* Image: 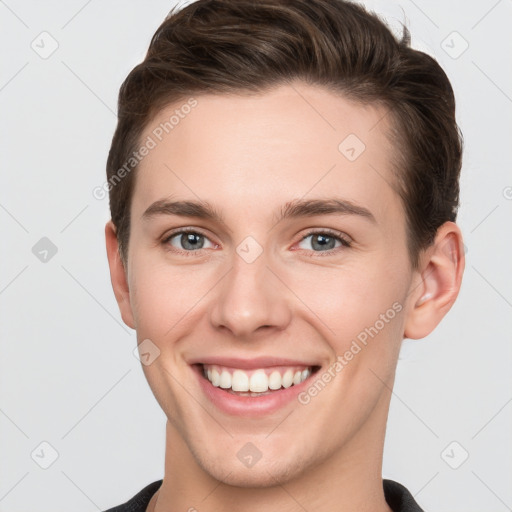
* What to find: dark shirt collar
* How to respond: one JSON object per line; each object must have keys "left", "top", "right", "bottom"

{"left": 103, "top": 478, "right": 424, "bottom": 512}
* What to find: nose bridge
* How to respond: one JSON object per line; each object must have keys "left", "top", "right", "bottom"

{"left": 209, "top": 247, "right": 291, "bottom": 338}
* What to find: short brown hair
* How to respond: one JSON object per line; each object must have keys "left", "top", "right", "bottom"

{"left": 106, "top": 0, "right": 463, "bottom": 269}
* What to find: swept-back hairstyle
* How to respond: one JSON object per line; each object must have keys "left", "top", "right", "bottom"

{"left": 106, "top": 0, "right": 463, "bottom": 269}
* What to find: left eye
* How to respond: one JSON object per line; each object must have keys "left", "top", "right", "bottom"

{"left": 297, "top": 232, "right": 350, "bottom": 252}
{"left": 165, "top": 231, "right": 216, "bottom": 251}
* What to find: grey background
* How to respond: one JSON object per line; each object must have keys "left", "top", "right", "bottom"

{"left": 0, "top": 0, "right": 511, "bottom": 511}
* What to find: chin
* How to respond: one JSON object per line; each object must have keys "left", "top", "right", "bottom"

{"left": 193, "top": 444, "right": 311, "bottom": 489}
{"left": 211, "top": 463, "right": 300, "bottom": 488}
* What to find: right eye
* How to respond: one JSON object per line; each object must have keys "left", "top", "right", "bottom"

{"left": 163, "top": 229, "right": 217, "bottom": 254}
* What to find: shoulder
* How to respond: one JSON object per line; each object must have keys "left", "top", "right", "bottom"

{"left": 102, "top": 480, "right": 163, "bottom": 512}
{"left": 383, "top": 479, "right": 424, "bottom": 512}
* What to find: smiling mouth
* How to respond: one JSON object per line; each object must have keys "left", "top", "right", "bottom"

{"left": 195, "top": 363, "right": 321, "bottom": 397}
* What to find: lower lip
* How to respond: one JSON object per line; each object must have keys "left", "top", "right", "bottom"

{"left": 192, "top": 364, "right": 318, "bottom": 417}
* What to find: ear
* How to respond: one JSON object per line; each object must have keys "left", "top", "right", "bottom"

{"left": 404, "top": 221, "right": 465, "bottom": 340}
{"left": 105, "top": 220, "right": 135, "bottom": 329}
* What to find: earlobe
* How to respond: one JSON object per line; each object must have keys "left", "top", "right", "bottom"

{"left": 404, "top": 221, "right": 465, "bottom": 340}
{"left": 105, "top": 220, "right": 135, "bottom": 329}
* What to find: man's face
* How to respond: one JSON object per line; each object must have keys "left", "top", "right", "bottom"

{"left": 120, "top": 83, "right": 417, "bottom": 486}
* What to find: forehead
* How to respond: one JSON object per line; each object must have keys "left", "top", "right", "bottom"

{"left": 132, "top": 82, "right": 401, "bottom": 224}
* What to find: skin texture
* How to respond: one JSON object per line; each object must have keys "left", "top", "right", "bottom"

{"left": 105, "top": 82, "right": 465, "bottom": 512}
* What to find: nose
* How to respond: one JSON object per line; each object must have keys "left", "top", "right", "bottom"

{"left": 209, "top": 253, "right": 292, "bottom": 340}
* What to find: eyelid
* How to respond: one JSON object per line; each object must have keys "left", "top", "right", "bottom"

{"left": 293, "top": 228, "right": 352, "bottom": 253}
{"left": 162, "top": 226, "right": 214, "bottom": 242}
{"left": 298, "top": 227, "right": 352, "bottom": 243}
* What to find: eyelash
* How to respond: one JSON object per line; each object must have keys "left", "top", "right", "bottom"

{"left": 161, "top": 227, "right": 352, "bottom": 257}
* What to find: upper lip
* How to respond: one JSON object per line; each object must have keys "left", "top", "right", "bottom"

{"left": 189, "top": 356, "right": 319, "bottom": 370}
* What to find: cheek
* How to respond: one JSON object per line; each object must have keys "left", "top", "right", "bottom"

{"left": 128, "top": 256, "right": 208, "bottom": 339}
{"left": 288, "top": 260, "right": 407, "bottom": 342}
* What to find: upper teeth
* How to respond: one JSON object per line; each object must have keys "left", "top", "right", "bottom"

{"left": 203, "top": 364, "right": 312, "bottom": 392}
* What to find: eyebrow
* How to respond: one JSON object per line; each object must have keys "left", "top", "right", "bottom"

{"left": 141, "top": 197, "right": 376, "bottom": 226}
{"left": 142, "top": 198, "right": 227, "bottom": 225}
{"left": 276, "top": 198, "right": 376, "bottom": 225}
